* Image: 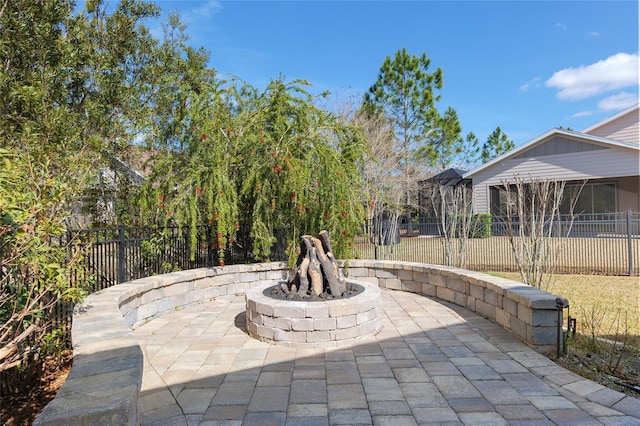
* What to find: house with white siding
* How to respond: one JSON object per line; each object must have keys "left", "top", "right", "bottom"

{"left": 464, "top": 104, "right": 640, "bottom": 216}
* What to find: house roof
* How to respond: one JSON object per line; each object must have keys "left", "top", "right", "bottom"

{"left": 426, "top": 167, "right": 470, "bottom": 186}
{"left": 582, "top": 103, "right": 639, "bottom": 134}
{"left": 463, "top": 127, "right": 640, "bottom": 179}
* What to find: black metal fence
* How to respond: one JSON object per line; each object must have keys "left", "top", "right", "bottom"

{"left": 2, "top": 213, "right": 637, "bottom": 395}
{"left": 357, "top": 211, "right": 640, "bottom": 276}
{"left": 0, "top": 225, "right": 257, "bottom": 396}
{"left": 63, "top": 225, "right": 259, "bottom": 293}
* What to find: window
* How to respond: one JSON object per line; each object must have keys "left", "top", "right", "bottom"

{"left": 490, "top": 186, "right": 509, "bottom": 216}
{"left": 561, "top": 183, "right": 616, "bottom": 214}
{"left": 490, "top": 181, "right": 617, "bottom": 216}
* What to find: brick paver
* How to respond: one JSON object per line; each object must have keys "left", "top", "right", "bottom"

{"left": 133, "top": 289, "right": 640, "bottom": 425}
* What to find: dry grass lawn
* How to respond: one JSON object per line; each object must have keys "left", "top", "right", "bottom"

{"left": 491, "top": 272, "right": 640, "bottom": 341}
{"left": 355, "top": 235, "right": 640, "bottom": 275}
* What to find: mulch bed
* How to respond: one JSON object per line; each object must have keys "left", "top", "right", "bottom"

{"left": 0, "top": 351, "right": 72, "bottom": 426}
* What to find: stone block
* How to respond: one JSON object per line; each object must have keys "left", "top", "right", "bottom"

{"left": 357, "top": 309, "right": 377, "bottom": 325}
{"left": 273, "top": 303, "right": 306, "bottom": 318}
{"left": 305, "top": 304, "right": 329, "bottom": 319}
{"left": 466, "top": 296, "right": 476, "bottom": 311}
{"left": 436, "top": 287, "right": 455, "bottom": 303}
{"left": 376, "top": 269, "right": 398, "bottom": 279}
{"left": 527, "top": 325, "right": 556, "bottom": 345}
{"left": 194, "top": 277, "right": 215, "bottom": 288}
{"left": 356, "top": 277, "right": 380, "bottom": 286}
{"left": 397, "top": 269, "right": 413, "bottom": 281}
{"left": 469, "top": 285, "right": 484, "bottom": 300}
{"left": 413, "top": 271, "right": 428, "bottom": 284}
{"left": 212, "top": 273, "right": 236, "bottom": 286}
{"left": 137, "top": 301, "right": 159, "bottom": 321}
{"left": 335, "top": 326, "right": 361, "bottom": 340}
{"left": 360, "top": 317, "right": 382, "bottom": 335}
{"left": 503, "top": 297, "right": 518, "bottom": 316}
{"left": 453, "top": 291, "right": 466, "bottom": 307}
{"left": 140, "top": 289, "right": 161, "bottom": 305}
{"left": 204, "top": 285, "right": 226, "bottom": 299}
{"left": 264, "top": 316, "right": 291, "bottom": 330}
{"left": 495, "top": 308, "right": 511, "bottom": 329}
{"left": 421, "top": 283, "right": 436, "bottom": 297}
{"left": 256, "top": 301, "right": 274, "bottom": 316}
{"left": 428, "top": 274, "right": 447, "bottom": 287}
{"left": 531, "top": 310, "right": 558, "bottom": 327}
{"left": 346, "top": 267, "right": 369, "bottom": 278}
{"left": 292, "top": 318, "right": 315, "bottom": 331}
{"left": 358, "top": 295, "right": 379, "bottom": 313}
{"left": 329, "top": 301, "right": 359, "bottom": 317}
{"left": 385, "top": 278, "right": 402, "bottom": 290}
{"left": 228, "top": 282, "right": 251, "bottom": 295}
{"left": 510, "top": 316, "right": 527, "bottom": 340}
{"left": 239, "top": 272, "right": 260, "bottom": 283}
{"left": 274, "top": 328, "right": 307, "bottom": 343}
{"left": 256, "top": 325, "right": 275, "bottom": 340}
{"left": 35, "top": 384, "right": 139, "bottom": 426}
{"left": 169, "top": 293, "right": 187, "bottom": 309}
{"left": 484, "top": 289, "right": 498, "bottom": 306}
{"left": 336, "top": 315, "right": 357, "bottom": 329}
{"left": 446, "top": 277, "right": 466, "bottom": 294}
{"left": 517, "top": 305, "right": 533, "bottom": 324}
{"left": 122, "top": 309, "right": 137, "bottom": 327}
{"left": 306, "top": 330, "right": 331, "bottom": 343}
{"left": 314, "top": 317, "right": 336, "bottom": 331}
{"left": 401, "top": 280, "right": 421, "bottom": 293}
{"left": 246, "top": 298, "right": 258, "bottom": 313}
{"left": 248, "top": 310, "right": 263, "bottom": 325}
{"left": 247, "top": 320, "right": 258, "bottom": 335}
{"left": 475, "top": 299, "right": 496, "bottom": 320}
{"left": 266, "top": 269, "right": 287, "bottom": 280}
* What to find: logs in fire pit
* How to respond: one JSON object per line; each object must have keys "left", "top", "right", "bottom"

{"left": 284, "top": 230, "right": 346, "bottom": 299}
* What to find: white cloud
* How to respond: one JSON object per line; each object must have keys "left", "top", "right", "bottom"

{"left": 546, "top": 52, "right": 639, "bottom": 100}
{"left": 519, "top": 77, "right": 542, "bottom": 92}
{"left": 570, "top": 92, "right": 638, "bottom": 118}
{"left": 181, "top": 1, "right": 223, "bottom": 24}
{"left": 597, "top": 92, "right": 639, "bottom": 111}
{"left": 587, "top": 31, "right": 602, "bottom": 38}
{"left": 571, "top": 110, "right": 594, "bottom": 118}
{"left": 555, "top": 22, "right": 567, "bottom": 31}
{"left": 194, "top": 1, "right": 223, "bottom": 18}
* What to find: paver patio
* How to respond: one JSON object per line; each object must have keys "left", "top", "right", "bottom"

{"left": 133, "top": 288, "right": 640, "bottom": 426}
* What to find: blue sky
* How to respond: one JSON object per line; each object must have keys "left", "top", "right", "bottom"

{"left": 148, "top": 1, "right": 638, "bottom": 148}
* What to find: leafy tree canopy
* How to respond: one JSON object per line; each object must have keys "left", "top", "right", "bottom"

{"left": 139, "top": 75, "right": 366, "bottom": 264}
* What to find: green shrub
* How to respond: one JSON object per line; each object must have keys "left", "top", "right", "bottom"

{"left": 470, "top": 213, "right": 492, "bottom": 238}
{"left": 452, "top": 213, "right": 492, "bottom": 238}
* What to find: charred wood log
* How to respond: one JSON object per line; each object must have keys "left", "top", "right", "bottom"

{"left": 288, "top": 231, "right": 346, "bottom": 297}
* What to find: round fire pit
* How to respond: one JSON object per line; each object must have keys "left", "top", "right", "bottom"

{"left": 245, "top": 279, "right": 382, "bottom": 347}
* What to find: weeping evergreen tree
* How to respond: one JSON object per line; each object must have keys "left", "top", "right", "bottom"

{"left": 141, "top": 76, "right": 366, "bottom": 265}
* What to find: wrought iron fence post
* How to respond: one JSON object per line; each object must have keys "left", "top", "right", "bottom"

{"left": 117, "top": 225, "right": 126, "bottom": 284}
{"left": 627, "top": 210, "right": 633, "bottom": 276}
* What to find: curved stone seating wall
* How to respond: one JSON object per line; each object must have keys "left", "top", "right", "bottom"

{"left": 36, "top": 260, "right": 566, "bottom": 425}
{"left": 344, "top": 260, "right": 566, "bottom": 351}
{"left": 35, "top": 263, "right": 289, "bottom": 426}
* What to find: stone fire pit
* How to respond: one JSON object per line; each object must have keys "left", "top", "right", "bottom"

{"left": 245, "top": 279, "right": 382, "bottom": 347}
{"left": 245, "top": 232, "right": 383, "bottom": 347}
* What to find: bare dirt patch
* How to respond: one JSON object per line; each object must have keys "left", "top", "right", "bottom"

{"left": 0, "top": 351, "right": 72, "bottom": 426}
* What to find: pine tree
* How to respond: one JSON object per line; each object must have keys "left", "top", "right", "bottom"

{"left": 481, "top": 126, "right": 515, "bottom": 163}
